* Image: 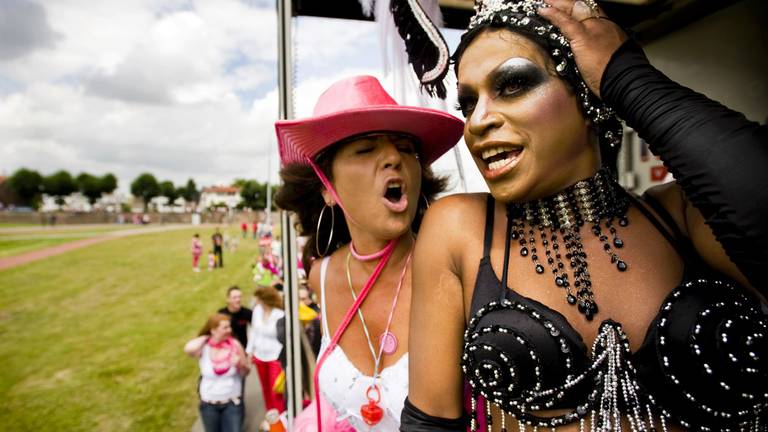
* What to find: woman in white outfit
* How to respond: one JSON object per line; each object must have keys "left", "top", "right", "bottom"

{"left": 184, "top": 313, "right": 249, "bottom": 432}
{"left": 274, "top": 75, "right": 463, "bottom": 430}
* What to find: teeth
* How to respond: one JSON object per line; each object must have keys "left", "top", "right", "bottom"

{"left": 481, "top": 146, "right": 518, "bottom": 161}
{"left": 488, "top": 158, "right": 512, "bottom": 171}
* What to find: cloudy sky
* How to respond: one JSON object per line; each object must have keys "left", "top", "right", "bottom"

{"left": 0, "top": 0, "right": 485, "bottom": 193}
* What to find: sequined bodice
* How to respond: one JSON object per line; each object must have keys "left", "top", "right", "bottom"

{"left": 462, "top": 195, "right": 768, "bottom": 431}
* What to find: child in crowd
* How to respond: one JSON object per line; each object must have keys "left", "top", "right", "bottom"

{"left": 207, "top": 250, "right": 216, "bottom": 271}
{"left": 191, "top": 233, "right": 202, "bottom": 272}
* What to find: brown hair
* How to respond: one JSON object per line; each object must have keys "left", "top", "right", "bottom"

{"left": 253, "top": 286, "right": 284, "bottom": 309}
{"left": 198, "top": 313, "right": 231, "bottom": 337}
{"left": 274, "top": 139, "right": 448, "bottom": 270}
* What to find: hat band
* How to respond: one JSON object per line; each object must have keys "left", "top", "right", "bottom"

{"left": 307, "top": 156, "right": 356, "bottom": 227}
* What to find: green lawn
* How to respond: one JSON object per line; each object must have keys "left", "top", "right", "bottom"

{"left": 0, "top": 226, "right": 261, "bottom": 431}
{"left": 0, "top": 222, "right": 38, "bottom": 228}
{"left": 0, "top": 237, "right": 91, "bottom": 258}
{"left": 0, "top": 225, "right": 155, "bottom": 259}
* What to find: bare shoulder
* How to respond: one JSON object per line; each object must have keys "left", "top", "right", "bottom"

{"left": 307, "top": 258, "right": 322, "bottom": 294}
{"left": 646, "top": 182, "right": 752, "bottom": 288}
{"left": 418, "top": 192, "right": 489, "bottom": 274}
{"left": 425, "top": 193, "right": 489, "bottom": 232}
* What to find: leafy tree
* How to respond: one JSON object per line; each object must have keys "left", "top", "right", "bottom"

{"left": 236, "top": 179, "right": 277, "bottom": 210}
{"left": 130, "top": 173, "right": 160, "bottom": 211}
{"left": 180, "top": 178, "right": 199, "bottom": 204}
{"left": 100, "top": 173, "right": 118, "bottom": 194}
{"left": 238, "top": 180, "right": 263, "bottom": 209}
{"left": 76, "top": 173, "right": 102, "bottom": 204}
{"left": 43, "top": 170, "right": 78, "bottom": 205}
{"left": 8, "top": 168, "right": 43, "bottom": 207}
{"left": 159, "top": 180, "right": 179, "bottom": 204}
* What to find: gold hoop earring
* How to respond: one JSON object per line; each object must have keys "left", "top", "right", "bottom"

{"left": 315, "top": 204, "right": 335, "bottom": 257}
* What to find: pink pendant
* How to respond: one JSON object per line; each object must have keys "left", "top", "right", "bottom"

{"left": 379, "top": 331, "right": 398, "bottom": 355}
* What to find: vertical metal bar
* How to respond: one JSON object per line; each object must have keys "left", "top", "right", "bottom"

{"left": 276, "top": 0, "right": 302, "bottom": 425}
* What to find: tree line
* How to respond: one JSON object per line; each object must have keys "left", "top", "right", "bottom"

{"left": 5, "top": 168, "right": 118, "bottom": 208}
{"left": 129, "top": 173, "right": 199, "bottom": 210}
{"left": 4, "top": 168, "right": 276, "bottom": 211}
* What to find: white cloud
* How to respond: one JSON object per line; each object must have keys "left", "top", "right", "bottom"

{"left": 0, "top": 0, "right": 483, "bottom": 197}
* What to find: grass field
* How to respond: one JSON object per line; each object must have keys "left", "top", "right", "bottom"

{"left": 0, "top": 225, "right": 154, "bottom": 259}
{"left": 0, "top": 226, "right": 261, "bottom": 431}
{"left": 0, "top": 222, "right": 38, "bottom": 228}
{"left": 0, "top": 236, "right": 92, "bottom": 258}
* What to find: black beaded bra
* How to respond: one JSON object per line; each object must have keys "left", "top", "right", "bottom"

{"left": 462, "top": 194, "right": 768, "bottom": 431}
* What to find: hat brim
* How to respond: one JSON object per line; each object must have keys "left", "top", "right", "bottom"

{"left": 276, "top": 105, "right": 464, "bottom": 166}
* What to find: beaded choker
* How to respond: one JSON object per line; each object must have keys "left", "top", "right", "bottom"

{"left": 505, "top": 169, "right": 630, "bottom": 320}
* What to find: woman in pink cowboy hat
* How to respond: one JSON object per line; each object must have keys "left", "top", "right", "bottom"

{"left": 274, "top": 75, "right": 463, "bottom": 431}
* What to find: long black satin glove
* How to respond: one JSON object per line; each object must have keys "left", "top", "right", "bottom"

{"left": 400, "top": 397, "right": 466, "bottom": 431}
{"left": 601, "top": 39, "right": 768, "bottom": 290}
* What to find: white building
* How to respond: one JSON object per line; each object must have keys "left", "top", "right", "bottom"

{"left": 199, "top": 186, "right": 242, "bottom": 210}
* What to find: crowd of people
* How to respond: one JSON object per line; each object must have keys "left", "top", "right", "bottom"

{"left": 185, "top": 222, "right": 323, "bottom": 432}
{"left": 190, "top": 224, "right": 271, "bottom": 272}
{"left": 186, "top": 0, "right": 767, "bottom": 431}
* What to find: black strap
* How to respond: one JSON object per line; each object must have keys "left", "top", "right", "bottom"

{"left": 400, "top": 397, "right": 466, "bottom": 432}
{"left": 482, "top": 194, "right": 495, "bottom": 258}
{"left": 499, "top": 206, "right": 514, "bottom": 301}
{"left": 625, "top": 191, "right": 692, "bottom": 261}
{"left": 642, "top": 192, "right": 688, "bottom": 238}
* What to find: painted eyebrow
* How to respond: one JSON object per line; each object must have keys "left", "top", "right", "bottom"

{"left": 457, "top": 57, "right": 540, "bottom": 95}
{"left": 487, "top": 57, "right": 543, "bottom": 85}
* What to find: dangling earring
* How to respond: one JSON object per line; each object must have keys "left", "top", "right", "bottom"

{"left": 316, "top": 204, "right": 335, "bottom": 257}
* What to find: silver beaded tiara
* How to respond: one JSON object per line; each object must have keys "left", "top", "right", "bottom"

{"left": 464, "top": 0, "right": 622, "bottom": 150}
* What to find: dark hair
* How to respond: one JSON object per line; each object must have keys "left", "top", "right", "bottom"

{"left": 227, "top": 285, "right": 241, "bottom": 296}
{"left": 275, "top": 140, "right": 447, "bottom": 269}
{"left": 452, "top": 21, "right": 622, "bottom": 173}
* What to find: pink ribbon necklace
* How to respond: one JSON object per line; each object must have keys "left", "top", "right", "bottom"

{"left": 207, "top": 336, "right": 233, "bottom": 375}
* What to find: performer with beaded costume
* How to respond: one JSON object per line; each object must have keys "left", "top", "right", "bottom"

{"left": 401, "top": 0, "right": 768, "bottom": 431}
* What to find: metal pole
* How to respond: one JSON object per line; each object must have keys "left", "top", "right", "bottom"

{"left": 276, "top": 0, "right": 303, "bottom": 425}
{"left": 266, "top": 138, "right": 272, "bottom": 226}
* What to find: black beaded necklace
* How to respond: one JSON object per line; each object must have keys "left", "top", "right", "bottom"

{"left": 505, "top": 168, "right": 630, "bottom": 321}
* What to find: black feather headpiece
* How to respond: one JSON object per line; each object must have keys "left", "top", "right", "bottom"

{"left": 389, "top": 0, "right": 451, "bottom": 99}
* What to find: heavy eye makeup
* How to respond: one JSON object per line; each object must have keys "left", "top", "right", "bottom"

{"left": 456, "top": 57, "right": 547, "bottom": 116}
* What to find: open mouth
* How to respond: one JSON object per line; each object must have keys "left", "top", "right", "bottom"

{"left": 384, "top": 182, "right": 403, "bottom": 203}
{"left": 381, "top": 179, "right": 408, "bottom": 212}
{"left": 481, "top": 145, "right": 523, "bottom": 171}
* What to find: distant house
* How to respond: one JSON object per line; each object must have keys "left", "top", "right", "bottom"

{"left": 199, "top": 186, "right": 242, "bottom": 210}
{"left": 40, "top": 192, "right": 91, "bottom": 212}
{"left": 149, "top": 196, "right": 189, "bottom": 213}
{"left": 39, "top": 191, "right": 130, "bottom": 213}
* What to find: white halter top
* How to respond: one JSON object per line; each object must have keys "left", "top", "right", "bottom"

{"left": 317, "top": 256, "right": 409, "bottom": 431}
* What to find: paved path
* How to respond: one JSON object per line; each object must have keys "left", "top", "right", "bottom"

{"left": 0, "top": 224, "right": 193, "bottom": 271}
{"left": 191, "top": 372, "right": 266, "bottom": 432}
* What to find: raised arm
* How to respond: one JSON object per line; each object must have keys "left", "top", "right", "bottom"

{"left": 601, "top": 40, "right": 768, "bottom": 288}
{"left": 184, "top": 335, "right": 208, "bottom": 358}
{"left": 540, "top": 0, "right": 768, "bottom": 290}
{"left": 402, "top": 197, "right": 469, "bottom": 431}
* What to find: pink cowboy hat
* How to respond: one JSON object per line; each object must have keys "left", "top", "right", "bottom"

{"left": 275, "top": 75, "right": 463, "bottom": 166}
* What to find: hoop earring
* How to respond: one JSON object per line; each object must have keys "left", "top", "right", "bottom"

{"left": 315, "top": 204, "right": 335, "bottom": 257}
